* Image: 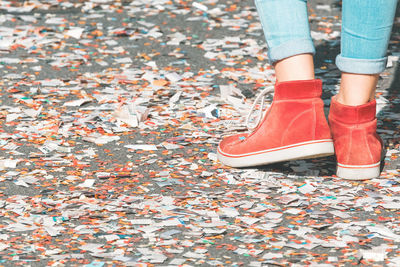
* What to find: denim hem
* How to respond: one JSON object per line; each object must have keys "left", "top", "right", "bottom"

{"left": 268, "top": 39, "right": 315, "bottom": 64}
{"left": 335, "top": 54, "right": 388, "bottom": 74}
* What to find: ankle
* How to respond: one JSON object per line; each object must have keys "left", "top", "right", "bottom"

{"left": 337, "top": 73, "right": 378, "bottom": 106}
{"left": 335, "top": 93, "right": 375, "bottom": 106}
{"left": 274, "top": 54, "right": 315, "bottom": 82}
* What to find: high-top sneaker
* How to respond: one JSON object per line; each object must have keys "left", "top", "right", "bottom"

{"left": 329, "top": 97, "right": 382, "bottom": 180}
{"left": 217, "top": 79, "right": 334, "bottom": 167}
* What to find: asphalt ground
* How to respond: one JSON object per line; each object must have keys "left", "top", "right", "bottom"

{"left": 0, "top": 0, "right": 399, "bottom": 266}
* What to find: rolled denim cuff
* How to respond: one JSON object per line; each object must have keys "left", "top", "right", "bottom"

{"left": 268, "top": 38, "right": 315, "bottom": 64}
{"left": 335, "top": 54, "right": 388, "bottom": 74}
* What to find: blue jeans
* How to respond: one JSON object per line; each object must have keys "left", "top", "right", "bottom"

{"left": 255, "top": 0, "right": 399, "bottom": 74}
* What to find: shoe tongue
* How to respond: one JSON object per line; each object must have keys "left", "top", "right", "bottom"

{"left": 274, "top": 79, "right": 322, "bottom": 100}
{"left": 330, "top": 97, "right": 376, "bottom": 123}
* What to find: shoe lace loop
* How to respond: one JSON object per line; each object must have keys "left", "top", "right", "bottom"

{"left": 245, "top": 85, "right": 274, "bottom": 132}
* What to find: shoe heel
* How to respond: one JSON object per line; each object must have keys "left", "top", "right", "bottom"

{"left": 297, "top": 140, "right": 334, "bottom": 159}
{"left": 336, "top": 163, "right": 381, "bottom": 180}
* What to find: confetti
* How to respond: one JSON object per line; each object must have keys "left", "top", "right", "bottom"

{"left": 0, "top": 0, "right": 398, "bottom": 266}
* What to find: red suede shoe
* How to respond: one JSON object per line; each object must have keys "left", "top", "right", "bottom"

{"left": 217, "top": 79, "right": 334, "bottom": 167}
{"left": 329, "top": 97, "right": 382, "bottom": 180}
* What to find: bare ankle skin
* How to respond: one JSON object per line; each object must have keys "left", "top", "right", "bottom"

{"left": 336, "top": 72, "right": 379, "bottom": 106}
{"left": 274, "top": 53, "right": 315, "bottom": 82}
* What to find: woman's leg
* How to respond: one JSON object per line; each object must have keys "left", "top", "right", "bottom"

{"left": 330, "top": 0, "right": 399, "bottom": 179}
{"left": 336, "top": 0, "right": 398, "bottom": 106}
{"left": 217, "top": 0, "right": 335, "bottom": 168}
{"left": 255, "top": 0, "right": 315, "bottom": 81}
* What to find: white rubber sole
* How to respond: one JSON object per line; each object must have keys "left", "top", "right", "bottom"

{"left": 336, "top": 162, "right": 381, "bottom": 180}
{"left": 217, "top": 139, "right": 334, "bottom": 168}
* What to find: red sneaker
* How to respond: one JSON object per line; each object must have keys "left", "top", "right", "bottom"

{"left": 217, "top": 79, "right": 334, "bottom": 167}
{"left": 329, "top": 97, "right": 382, "bottom": 180}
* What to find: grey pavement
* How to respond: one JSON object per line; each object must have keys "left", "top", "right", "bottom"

{"left": 0, "top": 0, "right": 399, "bottom": 266}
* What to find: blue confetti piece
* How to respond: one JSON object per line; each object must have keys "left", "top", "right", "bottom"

{"left": 84, "top": 262, "right": 105, "bottom": 267}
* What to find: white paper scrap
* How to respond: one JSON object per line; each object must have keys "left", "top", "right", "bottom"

{"left": 193, "top": 2, "right": 208, "bottom": 11}
{"left": 298, "top": 183, "right": 316, "bottom": 194}
{"left": 125, "top": 144, "right": 158, "bottom": 151}
{"left": 78, "top": 179, "right": 95, "bottom": 188}
{"left": 65, "top": 27, "right": 84, "bottom": 39}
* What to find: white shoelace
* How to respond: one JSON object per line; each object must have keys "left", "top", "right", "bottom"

{"left": 245, "top": 85, "right": 274, "bottom": 132}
